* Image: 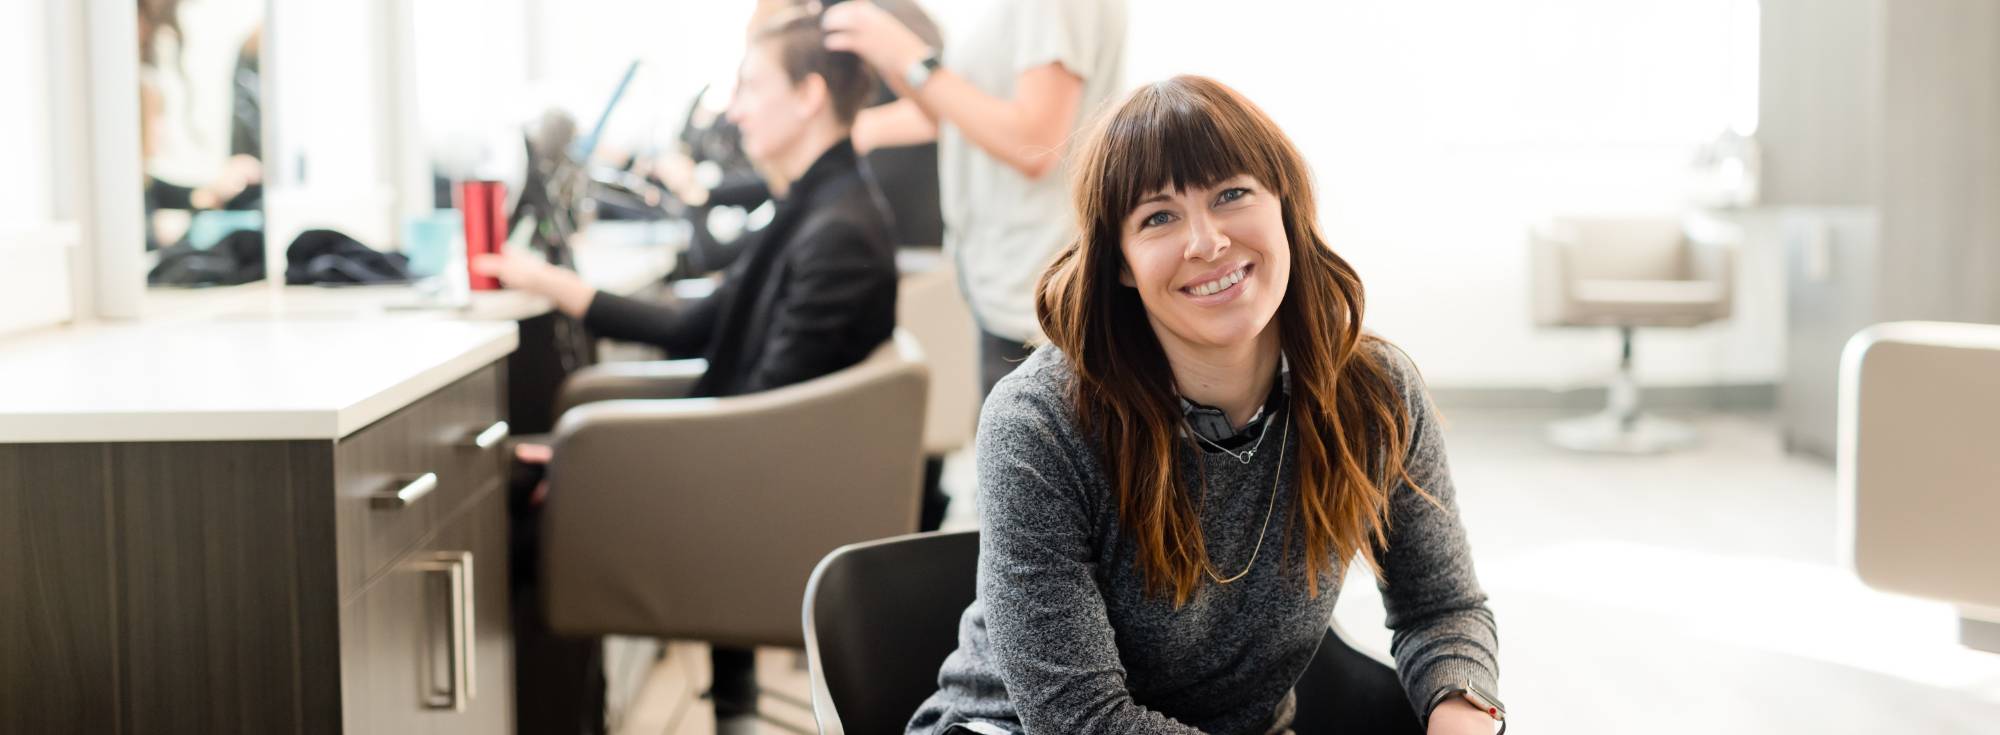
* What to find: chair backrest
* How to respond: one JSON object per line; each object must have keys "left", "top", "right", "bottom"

{"left": 802, "top": 530, "right": 1424, "bottom": 735}
{"left": 897, "top": 262, "right": 980, "bottom": 455}
{"left": 804, "top": 530, "right": 979, "bottom": 735}
{"left": 543, "top": 333, "right": 929, "bottom": 645}
{"left": 1539, "top": 216, "right": 1690, "bottom": 281}
{"left": 1841, "top": 321, "right": 2000, "bottom": 613}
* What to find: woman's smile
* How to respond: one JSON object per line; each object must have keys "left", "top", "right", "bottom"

{"left": 1181, "top": 262, "right": 1254, "bottom": 304}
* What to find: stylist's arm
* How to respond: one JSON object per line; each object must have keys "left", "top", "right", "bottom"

{"left": 471, "top": 253, "right": 597, "bottom": 318}
{"left": 822, "top": 0, "right": 1083, "bottom": 180}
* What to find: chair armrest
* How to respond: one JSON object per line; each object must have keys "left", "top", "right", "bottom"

{"left": 1528, "top": 225, "right": 1575, "bottom": 326}
{"left": 1684, "top": 221, "right": 1740, "bottom": 317}
{"left": 553, "top": 358, "right": 709, "bottom": 418}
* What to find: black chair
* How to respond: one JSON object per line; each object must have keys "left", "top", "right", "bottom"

{"left": 801, "top": 530, "right": 1423, "bottom": 735}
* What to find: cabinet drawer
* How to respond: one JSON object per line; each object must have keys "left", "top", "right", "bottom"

{"left": 339, "top": 487, "right": 512, "bottom": 735}
{"left": 335, "top": 363, "right": 507, "bottom": 599}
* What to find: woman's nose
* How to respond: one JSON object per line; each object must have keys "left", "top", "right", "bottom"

{"left": 1184, "top": 211, "right": 1230, "bottom": 261}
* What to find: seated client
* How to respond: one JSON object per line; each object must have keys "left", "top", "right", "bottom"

{"left": 477, "top": 12, "right": 898, "bottom": 733}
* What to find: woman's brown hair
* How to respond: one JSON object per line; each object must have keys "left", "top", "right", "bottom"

{"left": 752, "top": 11, "right": 877, "bottom": 126}
{"left": 1036, "top": 75, "right": 1431, "bottom": 605}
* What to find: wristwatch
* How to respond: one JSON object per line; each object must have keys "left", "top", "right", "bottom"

{"left": 1425, "top": 683, "right": 1506, "bottom": 733}
{"left": 904, "top": 48, "right": 942, "bottom": 91}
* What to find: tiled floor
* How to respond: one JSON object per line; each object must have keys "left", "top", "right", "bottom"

{"left": 614, "top": 409, "right": 2000, "bottom": 734}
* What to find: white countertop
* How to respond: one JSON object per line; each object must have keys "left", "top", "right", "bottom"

{"left": 0, "top": 319, "right": 519, "bottom": 443}
{"left": 0, "top": 224, "right": 679, "bottom": 443}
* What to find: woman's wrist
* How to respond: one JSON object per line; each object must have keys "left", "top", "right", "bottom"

{"left": 545, "top": 271, "right": 597, "bottom": 319}
{"left": 1427, "top": 697, "right": 1499, "bottom": 734}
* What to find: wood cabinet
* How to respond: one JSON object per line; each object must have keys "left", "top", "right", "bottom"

{"left": 1, "top": 362, "right": 515, "bottom": 734}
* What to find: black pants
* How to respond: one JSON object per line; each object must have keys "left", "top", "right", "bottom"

{"left": 509, "top": 460, "right": 607, "bottom": 735}
{"left": 978, "top": 329, "right": 1035, "bottom": 401}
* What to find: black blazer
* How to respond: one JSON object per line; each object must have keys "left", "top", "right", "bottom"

{"left": 583, "top": 140, "right": 898, "bottom": 398}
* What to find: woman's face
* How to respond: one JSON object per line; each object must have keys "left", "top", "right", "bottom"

{"left": 726, "top": 41, "right": 812, "bottom": 165}
{"left": 1118, "top": 173, "right": 1292, "bottom": 354}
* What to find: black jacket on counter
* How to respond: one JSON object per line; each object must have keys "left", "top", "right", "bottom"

{"left": 582, "top": 139, "right": 898, "bottom": 398}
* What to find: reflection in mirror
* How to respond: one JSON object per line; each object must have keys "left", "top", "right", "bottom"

{"left": 139, "top": 0, "right": 266, "bottom": 288}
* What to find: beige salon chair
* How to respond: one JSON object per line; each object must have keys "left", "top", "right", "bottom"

{"left": 1840, "top": 322, "right": 2000, "bottom": 653}
{"left": 896, "top": 259, "right": 981, "bottom": 528}
{"left": 536, "top": 332, "right": 929, "bottom": 722}
{"left": 1531, "top": 216, "right": 1737, "bottom": 453}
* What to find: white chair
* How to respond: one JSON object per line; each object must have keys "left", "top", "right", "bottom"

{"left": 1839, "top": 321, "right": 2000, "bottom": 653}
{"left": 1531, "top": 216, "right": 1738, "bottom": 453}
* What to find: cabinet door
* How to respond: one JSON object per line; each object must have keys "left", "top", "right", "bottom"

{"left": 339, "top": 554, "right": 429, "bottom": 735}
{"left": 419, "top": 487, "right": 514, "bottom": 735}
{"left": 341, "top": 487, "right": 512, "bottom": 735}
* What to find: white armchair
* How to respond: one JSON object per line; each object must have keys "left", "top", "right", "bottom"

{"left": 1530, "top": 215, "right": 1738, "bottom": 453}
{"left": 1839, "top": 322, "right": 2000, "bottom": 653}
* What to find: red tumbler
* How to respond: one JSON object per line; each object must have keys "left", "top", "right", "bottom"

{"left": 459, "top": 180, "right": 507, "bottom": 291}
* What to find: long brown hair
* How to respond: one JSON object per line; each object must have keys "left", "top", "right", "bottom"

{"left": 1036, "top": 75, "right": 1430, "bottom": 606}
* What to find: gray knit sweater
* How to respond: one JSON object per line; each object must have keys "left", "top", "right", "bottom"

{"left": 906, "top": 345, "right": 1499, "bottom": 735}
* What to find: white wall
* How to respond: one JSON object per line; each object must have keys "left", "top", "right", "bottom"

{"left": 408, "top": 0, "right": 751, "bottom": 179}
{"left": 1110, "top": 0, "right": 1775, "bottom": 389}
{"left": 0, "top": 0, "right": 76, "bottom": 336}
{"left": 1, "top": 1, "right": 52, "bottom": 226}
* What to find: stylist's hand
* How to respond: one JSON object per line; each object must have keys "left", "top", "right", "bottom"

{"left": 821, "top": 1, "right": 929, "bottom": 80}
{"left": 472, "top": 252, "right": 598, "bottom": 318}
{"left": 1428, "top": 698, "right": 1499, "bottom": 735}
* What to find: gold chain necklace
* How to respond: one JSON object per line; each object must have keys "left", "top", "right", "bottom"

{"left": 1201, "top": 410, "right": 1290, "bottom": 585}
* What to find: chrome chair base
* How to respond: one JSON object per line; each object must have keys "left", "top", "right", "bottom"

{"left": 1547, "top": 411, "right": 1696, "bottom": 454}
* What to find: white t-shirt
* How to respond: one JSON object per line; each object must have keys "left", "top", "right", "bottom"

{"left": 939, "top": 0, "right": 1127, "bottom": 342}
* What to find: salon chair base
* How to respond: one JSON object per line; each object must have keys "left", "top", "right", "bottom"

{"left": 1548, "top": 411, "right": 1696, "bottom": 454}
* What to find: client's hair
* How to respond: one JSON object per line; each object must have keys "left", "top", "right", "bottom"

{"left": 753, "top": 12, "right": 877, "bottom": 126}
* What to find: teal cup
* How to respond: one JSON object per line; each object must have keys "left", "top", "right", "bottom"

{"left": 402, "top": 210, "right": 463, "bottom": 278}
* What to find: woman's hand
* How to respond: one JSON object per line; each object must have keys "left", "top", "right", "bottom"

{"left": 471, "top": 252, "right": 597, "bottom": 318}
{"left": 821, "top": 0, "right": 930, "bottom": 82}
{"left": 1428, "top": 698, "right": 1500, "bottom": 735}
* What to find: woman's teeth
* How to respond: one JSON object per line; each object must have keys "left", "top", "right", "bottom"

{"left": 1189, "top": 267, "right": 1246, "bottom": 296}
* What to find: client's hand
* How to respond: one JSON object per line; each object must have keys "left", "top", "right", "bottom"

{"left": 514, "top": 443, "right": 553, "bottom": 465}
{"left": 1428, "top": 698, "right": 1499, "bottom": 735}
{"left": 515, "top": 443, "right": 554, "bottom": 506}
{"left": 472, "top": 252, "right": 598, "bottom": 318}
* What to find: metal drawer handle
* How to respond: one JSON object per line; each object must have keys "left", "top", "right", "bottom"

{"left": 470, "top": 421, "right": 510, "bottom": 450}
{"left": 414, "top": 551, "right": 476, "bottom": 711}
{"left": 370, "top": 473, "right": 438, "bottom": 510}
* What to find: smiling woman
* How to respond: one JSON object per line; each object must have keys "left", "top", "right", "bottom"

{"left": 905, "top": 76, "right": 1503, "bottom": 735}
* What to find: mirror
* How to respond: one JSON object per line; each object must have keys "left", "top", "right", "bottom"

{"left": 137, "top": 0, "right": 266, "bottom": 288}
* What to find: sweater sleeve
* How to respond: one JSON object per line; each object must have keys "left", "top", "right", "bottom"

{"left": 974, "top": 383, "right": 1207, "bottom": 735}
{"left": 581, "top": 285, "right": 722, "bottom": 357}
{"left": 1371, "top": 345, "right": 1502, "bottom": 725}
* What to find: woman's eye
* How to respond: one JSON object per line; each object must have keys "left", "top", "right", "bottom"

{"left": 1141, "top": 210, "right": 1176, "bottom": 228}
{"left": 1216, "top": 187, "right": 1251, "bottom": 205}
